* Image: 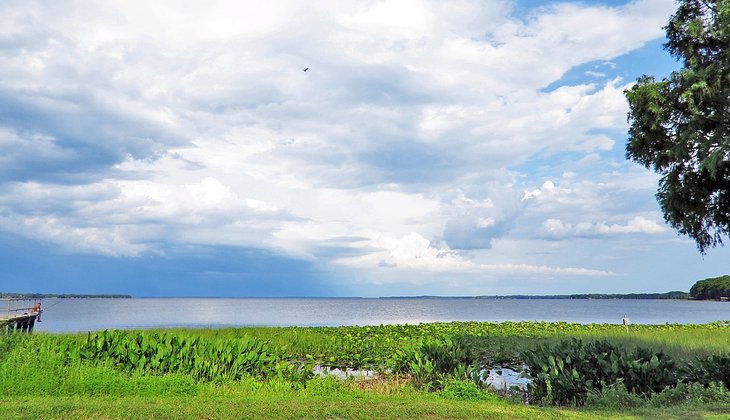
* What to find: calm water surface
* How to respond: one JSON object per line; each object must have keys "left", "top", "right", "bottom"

{"left": 33, "top": 298, "right": 730, "bottom": 333}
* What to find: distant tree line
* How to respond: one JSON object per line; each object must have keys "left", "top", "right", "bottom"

{"left": 566, "top": 292, "right": 690, "bottom": 300}
{"left": 382, "top": 292, "right": 690, "bottom": 300}
{"left": 477, "top": 292, "right": 689, "bottom": 300}
{"left": 0, "top": 293, "right": 131, "bottom": 299}
{"left": 689, "top": 275, "right": 730, "bottom": 300}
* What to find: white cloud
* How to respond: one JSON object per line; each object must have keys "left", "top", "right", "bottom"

{"left": 540, "top": 216, "right": 665, "bottom": 239}
{"left": 523, "top": 180, "right": 554, "bottom": 200}
{"left": 0, "top": 213, "right": 147, "bottom": 257}
{"left": 0, "top": 0, "right": 682, "bottom": 290}
{"left": 336, "top": 232, "right": 612, "bottom": 276}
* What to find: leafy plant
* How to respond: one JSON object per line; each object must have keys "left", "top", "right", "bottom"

{"left": 523, "top": 339, "right": 677, "bottom": 406}
{"left": 682, "top": 353, "right": 730, "bottom": 389}
{"left": 440, "top": 378, "right": 491, "bottom": 401}
{"left": 418, "top": 337, "right": 472, "bottom": 374}
{"left": 70, "top": 330, "right": 311, "bottom": 385}
{"left": 408, "top": 351, "right": 438, "bottom": 390}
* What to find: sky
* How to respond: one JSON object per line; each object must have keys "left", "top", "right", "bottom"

{"left": 0, "top": 0, "right": 728, "bottom": 297}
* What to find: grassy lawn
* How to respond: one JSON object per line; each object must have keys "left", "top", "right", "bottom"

{"left": 0, "top": 394, "right": 572, "bottom": 419}
{"left": 2, "top": 391, "right": 729, "bottom": 419}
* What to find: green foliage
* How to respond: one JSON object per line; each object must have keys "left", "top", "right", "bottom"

{"left": 173, "top": 320, "right": 730, "bottom": 368}
{"left": 440, "top": 378, "right": 494, "bottom": 401}
{"left": 689, "top": 274, "right": 730, "bottom": 299}
{"left": 585, "top": 380, "right": 730, "bottom": 409}
{"left": 67, "top": 330, "right": 312, "bottom": 385}
{"left": 0, "top": 332, "right": 22, "bottom": 363}
{"left": 523, "top": 339, "right": 677, "bottom": 406}
{"left": 0, "top": 333, "right": 203, "bottom": 397}
{"left": 0, "top": 334, "right": 70, "bottom": 396}
{"left": 418, "top": 337, "right": 473, "bottom": 375}
{"left": 385, "top": 346, "right": 418, "bottom": 373}
{"left": 649, "top": 381, "right": 730, "bottom": 407}
{"left": 2, "top": 322, "right": 730, "bottom": 417}
{"left": 682, "top": 352, "right": 730, "bottom": 389}
{"left": 584, "top": 379, "right": 645, "bottom": 409}
{"left": 389, "top": 337, "right": 480, "bottom": 391}
{"left": 408, "top": 349, "right": 439, "bottom": 390}
{"left": 625, "top": 0, "right": 730, "bottom": 252}
{"left": 304, "top": 376, "right": 345, "bottom": 397}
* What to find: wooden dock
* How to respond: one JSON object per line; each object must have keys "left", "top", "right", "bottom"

{"left": 0, "top": 298, "right": 42, "bottom": 332}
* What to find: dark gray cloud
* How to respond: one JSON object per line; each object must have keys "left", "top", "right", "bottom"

{"left": 0, "top": 85, "right": 187, "bottom": 183}
{"left": 0, "top": 233, "right": 338, "bottom": 297}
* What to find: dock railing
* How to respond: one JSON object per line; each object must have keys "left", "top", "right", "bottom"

{"left": 0, "top": 298, "right": 42, "bottom": 321}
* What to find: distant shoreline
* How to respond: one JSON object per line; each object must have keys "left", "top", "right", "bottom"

{"left": 0, "top": 293, "right": 132, "bottom": 299}
{"left": 380, "top": 291, "right": 691, "bottom": 300}
{"left": 0, "top": 291, "right": 692, "bottom": 300}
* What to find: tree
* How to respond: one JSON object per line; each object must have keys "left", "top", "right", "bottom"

{"left": 625, "top": 0, "right": 730, "bottom": 253}
{"left": 689, "top": 274, "right": 730, "bottom": 299}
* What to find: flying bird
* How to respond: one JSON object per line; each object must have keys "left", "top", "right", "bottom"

{"left": 303, "top": 67, "right": 309, "bottom": 72}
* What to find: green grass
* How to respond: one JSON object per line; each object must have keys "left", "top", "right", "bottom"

{"left": 1, "top": 377, "right": 727, "bottom": 420}
{"left": 1, "top": 381, "right": 728, "bottom": 419}
{"left": 1, "top": 321, "right": 729, "bottom": 419}
{"left": 0, "top": 394, "right": 596, "bottom": 419}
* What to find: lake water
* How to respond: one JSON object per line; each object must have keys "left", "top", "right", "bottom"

{"left": 32, "top": 298, "right": 730, "bottom": 333}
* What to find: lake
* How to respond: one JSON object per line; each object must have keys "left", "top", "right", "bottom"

{"left": 32, "top": 298, "right": 730, "bottom": 333}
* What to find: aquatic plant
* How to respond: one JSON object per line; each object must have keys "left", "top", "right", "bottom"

{"left": 681, "top": 353, "right": 730, "bottom": 389}
{"left": 522, "top": 339, "right": 677, "bottom": 406}
{"left": 63, "top": 330, "right": 311, "bottom": 385}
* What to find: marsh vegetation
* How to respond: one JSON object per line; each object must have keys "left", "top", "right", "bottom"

{"left": 2, "top": 321, "right": 730, "bottom": 418}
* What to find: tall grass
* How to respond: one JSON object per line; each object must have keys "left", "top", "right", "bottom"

{"left": 0, "top": 333, "right": 201, "bottom": 397}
